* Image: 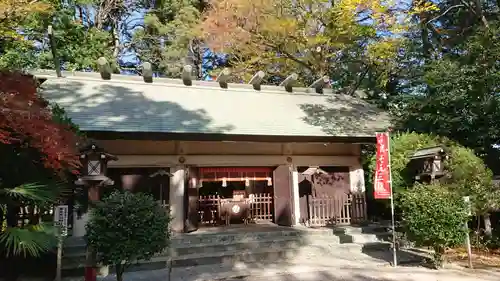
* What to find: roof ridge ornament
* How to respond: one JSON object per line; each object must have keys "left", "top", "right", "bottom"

{"left": 182, "top": 65, "right": 193, "bottom": 86}
{"left": 216, "top": 68, "right": 231, "bottom": 89}
{"left": 248, "top": 71, "right": 266, "bottom": 91}
{"left": 280, "top": 73, "right": 298, "bottom": 92}
{"left": 309, "top": 76, "right": 329, "bottom": 94}
{"left": 97, "top": 57, "right": 112, "bottom": 80}
{"left": 142, "top": 62, "right": 153, "bottom": 83}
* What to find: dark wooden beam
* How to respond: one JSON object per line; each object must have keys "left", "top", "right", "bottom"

{"left": 84, "top": 130, "right": 376, "bottom": 144}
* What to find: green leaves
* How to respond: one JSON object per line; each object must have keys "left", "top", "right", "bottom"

{"left": 85, "top": 191, "right": 171, "bottom": 271}
{"left": 0, "top": 182, "right": 61, "bottom": 205}
{"left": 0, "top": 223, "right": 58, "bottom": 257}
{"left": 400, "top": 183, "right": 468, "bottom": 267}
{"left": 395, "top": 23, "right": 500, "bottom": 174}
{"left": 0, "top": 181, "right": 67, "bottom": 257}
{"left": 366, "top": 132, "right": 497, "bottom": 215}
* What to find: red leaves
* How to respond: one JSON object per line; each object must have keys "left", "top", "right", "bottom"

{"left": 0, "top": 71, "right": 80, "bottom": 171}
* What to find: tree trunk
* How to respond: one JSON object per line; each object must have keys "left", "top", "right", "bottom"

{"left": 484, "top": 212, "right": 492, "bottom": 237}
{"left": 111, "top": 25, "right": 120, "bottom": 60}
{"left": 472, "top": 0, "right": 489, "bottom": 28}
{"left": 77, "top": 6, "right": 84, "bottom": 22}
{"left": 432, "top": 245, "right": 445, "bottom": 269}
{"left": 420, "top": 15, "right": 431, "bottom": 59}
{"left": 115, "top": 264, "right": 124, "bottom": 281}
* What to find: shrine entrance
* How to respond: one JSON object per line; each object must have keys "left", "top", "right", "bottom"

{"left": 194, "top": 167, "right": 275, "bottom": 228}
{"left": 106, "top": 167, "right": 170, "bottom": 208}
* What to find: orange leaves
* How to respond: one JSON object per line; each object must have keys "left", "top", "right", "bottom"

{"left": 202, "top": 0, "right": 291, "bottom": 52}
{"left": 201, "top": 0, "right": 407, "bottom": 84}
{"left": 0, "top": 72, "right": 79, "bottom": 171}
{"left": 0, "top": 0, "right": 53, "bottom": 40}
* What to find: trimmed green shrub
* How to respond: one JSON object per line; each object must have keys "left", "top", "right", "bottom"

{"left": 366, "top": 132, "right": 495, "bottom": 214}
{"left": 400, "top": 183, "right": 468, "bottom": 268}
{"left": 86, "top": 191, "right": 171, "bottom": 281}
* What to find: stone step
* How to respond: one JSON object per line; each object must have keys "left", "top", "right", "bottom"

{"left": 337, "top": 232, "right": 392, "bottom": 244}
{"left": 171, "top": 229, "right": 304, "bottom": 246}
{"left": 62, "top": 244, "right": 297, "bottom": 275}
{"left": 64, "top": 236, "right": 86, "bottom": 247}
{"left": 61, "top": 227, "right": 387, "bottom": 276}
{"left": 172, "top": 236, "right": 310, "bottom": 257}
{"left": 170, "top": 246, "right": 295, "bottom": 268}
{"left": 333, "top": 225, "right": 391, "bottom": 235}
{"left": 61, "top": 242, "right": 396, "bottom": 277}
{"left": 62, "top": 227, "right": 340, "bottom": 250}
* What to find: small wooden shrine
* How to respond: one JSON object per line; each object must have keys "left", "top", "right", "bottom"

{"left": 409, "top": 146, "right": 448, "bottom": 183}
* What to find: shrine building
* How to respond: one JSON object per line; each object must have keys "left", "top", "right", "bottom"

{"left": 34, "top": 64, "right": 390, "bottom": 235}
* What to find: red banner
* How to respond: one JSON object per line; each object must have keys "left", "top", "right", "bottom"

{"left": 374, "top": 132, "right": 392, "bottom": 199}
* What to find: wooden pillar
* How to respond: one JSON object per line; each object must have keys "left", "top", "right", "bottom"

{"left": 291, "top": 166, "right": 300, "bottom": 226}
{"left": 169, "top": 165, "right": 185, "bottom": 232}
{"left": 349, "top": 164, "right": 367, "bottom": 222}
{"left": 85, "top": 184, "right": 100, "bottom": 281}
{"left": 273, "top": 165, "right": 293, "bottom": 226}
{"left": 185, "top": 167, "right": 199, "bottom": 233}
{"left": 349, "top": 164, "right": 365, "bottom": 193}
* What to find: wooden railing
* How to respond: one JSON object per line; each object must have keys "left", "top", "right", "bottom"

{"left": 198, "top": 193, "right": 274, "bottom": 225}
{"left": 307, "top": 193, "right": 367, "bottom": 227}
{"left": 250, "top": 193, "right": 273, "bottom": 222}
{"left": 198, "top": 195, "right": 220, "bottom": 225}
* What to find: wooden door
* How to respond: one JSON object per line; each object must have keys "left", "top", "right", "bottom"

{"left": 184, "top": 167, "right": 199, "bottom": 233}
{"left": 273, "top": 165, "right": 293, "bottom": 226}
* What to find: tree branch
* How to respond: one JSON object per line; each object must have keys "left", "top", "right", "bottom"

{"left": 427, "top": 5, "right": 465, "bottom": 24}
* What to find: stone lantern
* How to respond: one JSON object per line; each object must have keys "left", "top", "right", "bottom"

{"left": 409, "top": 146, "right": 448, "bottom": 183}
{"left": 74, "top": 142, "right": 117, "bottom": 201}
{"left": 74, "top": 142, "right": 117, "bottom": 281}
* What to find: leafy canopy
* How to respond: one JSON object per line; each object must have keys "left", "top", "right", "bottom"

{"left": 0, "top": 71, "right": 80, "bottom": 259}
{"left": 201, "top": 0, "right": 433, "bottom": 86}
{"left": 366, "top": 132, "right": 497, "bottom": 214}
{"left": 85, "top": 191, "right": 171, "bottom": 280}
{"left": 0, "top": 72, "right": 80, "bottom": 171}
{"left": 392, "top": 24, "right": 500, "bottom": 173}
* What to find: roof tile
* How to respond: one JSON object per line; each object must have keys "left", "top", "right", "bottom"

{"left": 36, "top": 71, "right": 390, "bottom": 138}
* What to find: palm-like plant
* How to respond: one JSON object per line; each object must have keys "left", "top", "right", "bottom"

{"left": 0, "top": 182, "right": 65, "bottom": 257}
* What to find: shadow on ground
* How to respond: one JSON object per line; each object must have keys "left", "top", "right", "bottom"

{"left": 94, "top": 261, "right": 500, "bottom": 281}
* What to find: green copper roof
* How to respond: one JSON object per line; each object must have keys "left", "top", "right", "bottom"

{"left": 35, "top": 71, "right": 390, "bottom": 138}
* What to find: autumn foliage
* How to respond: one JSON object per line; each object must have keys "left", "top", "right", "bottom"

{"left": 0, "top": 72, "right": 79, "bottom": 171}
{"left": 0, "top": 0, "right": 53, "bottom": 41}
{"left": 201, "top": 0, "right": 411, "bottom": 85}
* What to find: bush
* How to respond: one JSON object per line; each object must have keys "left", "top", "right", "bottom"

{"left": 400, "top": 183, "right": 468, "bottom": 268}
{"left": 366, "top": 132, "right": 496, "bottom": 215}
{"left": 85, "top": 191, "right": 171, "bottom": 281}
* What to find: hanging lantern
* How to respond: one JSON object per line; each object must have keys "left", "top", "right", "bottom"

{"left": 267, "top": 177, "right": 272, "bottom": 186}
{"left": 222, "top": 177, "right": 227, "bottom": 187}
{"left": 245, "top": 178, "right": 250, "bottom": 187}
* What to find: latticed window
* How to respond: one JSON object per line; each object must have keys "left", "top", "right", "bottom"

{"left": 87, "top": 160, "right": 101, "bottom": 176}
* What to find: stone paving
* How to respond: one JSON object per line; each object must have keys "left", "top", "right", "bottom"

{"left": 89, "top": 262, "right": 500, "bottom": 281}
{"left": 83, "top": 248, "right": 500, "bottom": 281}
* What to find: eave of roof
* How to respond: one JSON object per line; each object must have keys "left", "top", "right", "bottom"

{"left": 34, "top": 70, "right": 391, "bottom": 141}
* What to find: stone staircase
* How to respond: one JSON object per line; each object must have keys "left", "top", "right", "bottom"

{"left": 61, "top": 224, "right": 394, "bottom": 277}
{"left": 332, "top": 224, "right": 393, "bottom": 248}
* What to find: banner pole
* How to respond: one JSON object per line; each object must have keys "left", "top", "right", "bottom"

{"left": 386, "top": 132, "right": 398, "bottom": 267}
